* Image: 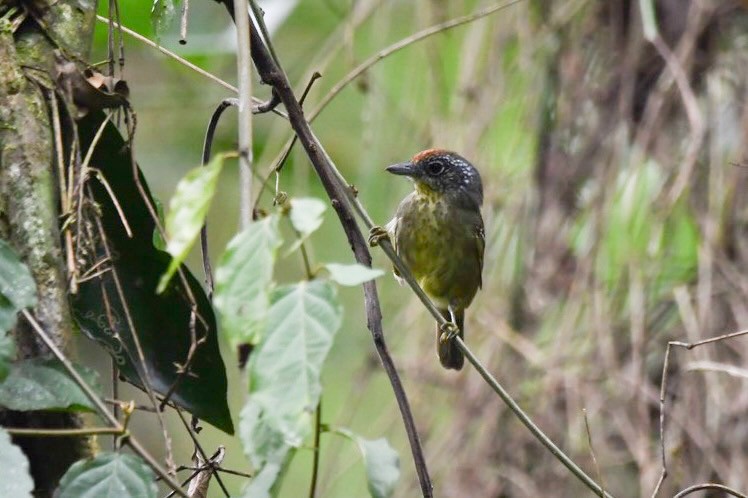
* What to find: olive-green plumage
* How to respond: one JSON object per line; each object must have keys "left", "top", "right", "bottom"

{"left": 385, "top": 149, "right": 484, "bottom": 370}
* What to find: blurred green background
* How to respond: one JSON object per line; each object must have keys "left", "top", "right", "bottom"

{"left": 85, "top": 1, "right": 748, "bottom": 497}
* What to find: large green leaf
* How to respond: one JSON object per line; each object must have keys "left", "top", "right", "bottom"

{"left": 72, "top": 112, "right": 233, "bottom": 434}
{"left": 249, "top": 280, "right": 342, "bottom": 445}
{"left": 0, "top": 239, "right": 37, "bottom": 332}
{"left": 335, "top": 428, "right": 400, "bottom": 498}
{"left": 57, "top": 452, "right": 156, "bottom": 498}
{"left": 239, "top": 281, "right": 342, "bottom": 494}
{"left": 0, "top": 359, "right": 101, "bottom": 412}
{"left": 214, "top": 216, "right": 282, "bottom": 346}
{"left": 0, "top": 428, "right": 33, "bottom": 498}
{"left": 158, "top": 154, "right": 225, "bottom": 293}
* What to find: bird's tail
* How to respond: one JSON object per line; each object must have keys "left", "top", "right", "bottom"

{"left": 436, "top": 308, "right": 464, "bottom": 370}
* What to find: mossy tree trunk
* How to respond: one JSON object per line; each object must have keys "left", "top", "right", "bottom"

{"left": 0, "top": 2, "right": 97, "bottom": 496}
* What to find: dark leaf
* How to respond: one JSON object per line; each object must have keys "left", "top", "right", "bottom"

{"left": 72, "top": 112, "right": 233, "bottom": 434}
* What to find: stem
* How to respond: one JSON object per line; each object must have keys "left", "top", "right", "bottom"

{"left": 5, "top": 427, "right": 125, "bottom": 437}
{"left": 232, "top": 0, "right": 253, "bottom": 228}
{"left": 308, "top": 399, "right": 322, "bottom": 498}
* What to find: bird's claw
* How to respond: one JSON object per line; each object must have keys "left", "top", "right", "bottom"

{"left": 368, "top": 226, "right": 390, "bottom": 247}
{"left": 439, "top": 322, "right": 459, "bottom": 343}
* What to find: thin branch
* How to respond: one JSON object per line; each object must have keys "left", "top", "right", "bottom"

{"left": 652, "top": 329, "right": 748, "bottom": 498}
{"left": 200, "top": 98, "right": 239, "bottom": 295}
{"left": 232, "top": 0, "right": 254, "bottom": 229}
{"left": 174, "top": 407, "right": 231, "bottom": 497}
{"left": 308, "top": 399, "right": 322, "bottom": 498}
{"left": 95, "top": 15, "right": 237, "bottom": 94}
{"left": 5, "top": 427, "right": 125, "bottom": 437}
{"left": 308, "top": 0, "right": 525, "bottom": 122}
{"left": 583, "top": 408, "right": 605, "bottom": 498}
{"left": 20, "top": 310, "right": 188, "bottom": 498}
{"left": 673, "top": 483, "right": 748, "bottom": 498}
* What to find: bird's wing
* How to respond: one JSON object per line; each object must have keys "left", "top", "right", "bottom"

{"left": 475, "top": 217, "right": 485, "bottom": 289}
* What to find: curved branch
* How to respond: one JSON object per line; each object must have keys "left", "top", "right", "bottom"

{"left": 673, "top": 483, "right": 747, "bottom": 498}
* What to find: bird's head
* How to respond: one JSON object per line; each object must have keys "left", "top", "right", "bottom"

{"left": 386, "top": 149, "right": 483, "bottom": 207}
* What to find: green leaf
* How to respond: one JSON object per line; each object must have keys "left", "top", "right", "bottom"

{"left": 249, "top": 280, "right": 342, "bottom": 446}
{"left": 157, "top": 154, "right": 225, "bottom": 293}
{"left": 325, "top": 263, "right": 385, "bottom": 287}
{"left": 0, "top": 428, "right": 33, "bottom": 498}
{"left": 0, "top": 332, "right": 15, "bottom": 381}
{"left": 72, "top": 112, "right": 233, "bottom": 434}
{"left": 284, "top": 198, "right": 327, "bottom": 256}
{"left": 0, "top": 239, "right": 37, "bottom": 332}
{"left": 289, "top": 198, "right": 326, "bottom": 237}
{"left": 57, "top": 452, "right": 157, "bottom": 498}
{"left": 214, "top": 215, "right": 282, "bottom": 346}
{"left": 335, "top": 428, "right": 400, "bottom": 498}
{"left": 239, "top": 281, "right": 342, "bottom": 494}
{"left": 0, "top": 359, "right": 101, "bottom": 412}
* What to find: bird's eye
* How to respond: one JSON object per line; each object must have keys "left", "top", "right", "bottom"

{"left": 425, "top": 160, "right": 446, "bottom": 176}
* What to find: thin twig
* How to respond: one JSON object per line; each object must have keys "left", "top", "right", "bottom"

{"left": 95, "top": 15, "right": 238, "bottom": 94}
{"left": 174, "top": 407, "right": 231, "bottom": 498}
{"left": 652, "top": 329, "right": 748, "bottom": 498}
{"left": 200, "top": 98, "right": 239, "bottom": 294}
{"left": 672, "top": 483, "right": 748, "bottom": 498}
{"left": 308, "top": 399, "right": 322, "bottom": 498}
{"left": 583, "top": 408, "right": 605, "bottom": 498}
{"left": 20, "top": 310, "right": 188, "bottom": 498}
{"left": 5, "top": 427, "right": 125, "bottom": 437}
{"left": 308, "top": 0, "right": 525, "bottom": 122}
{"left": 232, "top": 0, "right": 254, "bottom": 229}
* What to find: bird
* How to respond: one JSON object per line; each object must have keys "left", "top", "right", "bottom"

{"left": 370, "top": 149, "right": 484, "bottom": 370}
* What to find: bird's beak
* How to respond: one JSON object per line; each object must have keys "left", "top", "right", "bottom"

{"left": 386, "top": 162, "right": 416, "bottom": 176}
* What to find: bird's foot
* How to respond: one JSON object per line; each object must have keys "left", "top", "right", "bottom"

{"left": 439, "top": 321, "right": 459, "bottom": 343}
{"left": 368, "top": 226, "right": 390, "bottom": 247}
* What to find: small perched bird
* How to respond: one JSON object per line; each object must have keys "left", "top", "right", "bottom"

{"left": 372, "top": 149, "right": 484, "bottom": 370}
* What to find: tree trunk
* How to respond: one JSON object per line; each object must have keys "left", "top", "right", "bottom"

{"left": 0, "top": 2, "right": 97, "bottom": 496}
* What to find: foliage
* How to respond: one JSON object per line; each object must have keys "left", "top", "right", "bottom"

{"left": 0, "top": 359, "right": 101, "bottom": 413}
{"left": 158, "top": 153, "right": 227, "bottom": 292}
{"left": 334, "top": 428, "right": 400, "bottom": 498}
{"left": 0, "top": 428, "right": 33, "bottom": 498}
{"left": 57, "top": 453, "right": 157, "bottom": 498}
{"left": 214, "top": 215, "right": 282, "bottom": 346}
{"left": 0, "top": 239, "right": 37, "bottom": 332}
